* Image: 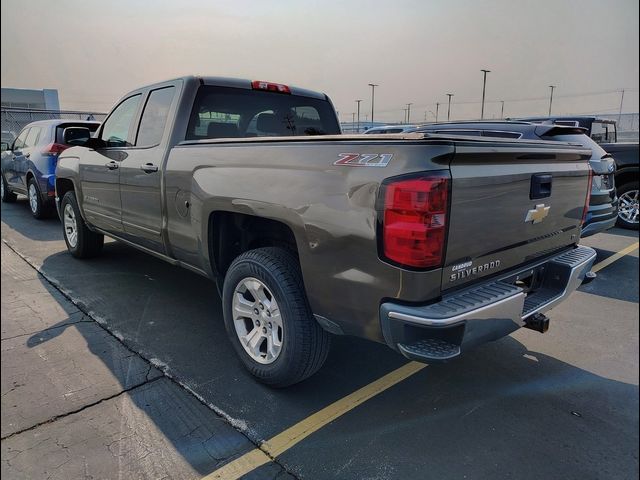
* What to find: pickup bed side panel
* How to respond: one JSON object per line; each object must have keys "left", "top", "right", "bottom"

{"left": 164, "top": 141, "right": 454, "bottom": 341}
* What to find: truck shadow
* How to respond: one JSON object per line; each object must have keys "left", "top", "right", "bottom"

{"left": 0, "top": 198, "right": 61, "bottom": 242}
{"left": 22, "top": 242, "right": 640, "bottom": 477}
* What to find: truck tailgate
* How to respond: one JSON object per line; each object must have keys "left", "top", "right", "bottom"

{"left": 443, "top": 141, "right": 592, "bottom": 290}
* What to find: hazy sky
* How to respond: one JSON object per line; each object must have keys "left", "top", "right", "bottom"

{"left": 1, "top": 0, "right": 638, "bottom": 122}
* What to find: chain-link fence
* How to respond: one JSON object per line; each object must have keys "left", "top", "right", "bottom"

{"left": 1, "top": 108, "right": 108, "bottom": 142}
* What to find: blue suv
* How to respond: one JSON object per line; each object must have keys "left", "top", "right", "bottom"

{"left": 1, "top": 120, "right": 99, "bottom": 218}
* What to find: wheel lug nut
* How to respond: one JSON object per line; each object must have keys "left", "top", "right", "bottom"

{"left": 255, "top": 320, "right": 260, "bottom": 326}
{"left": 262, "top": 327, "right": 267, "bottom": 334}
{"left": 254, "top": 308, "right": 259, "bottom": 315}
{"left": 266, "top": 310, "right": 271, "bottom": 317}
{"left": 259, "top": 303, "right": 264, "bottom": 310}
{"left": 268, "top": 322, "right": 272, "bottom": 329}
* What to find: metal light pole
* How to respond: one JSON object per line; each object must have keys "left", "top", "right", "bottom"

{"left": 406, "top": 103, "right": 413, "bottom": 124}
{"left": 446, "top": 94, "right": 454, "bottom": 121}
{"left": 480, "top": 69, "right": 491, "bottom": 120}
{"left": 500, "top": 100, "right": 505, "bottom": 119}
{"left": 548, "top": 85, "right": 556, "bottom": 116}
{"left": 618, "top": 89, "right": 625, "bottom": 125}
{"left": 435, "top": 102, "right": 439, "bottom": 122}
{"left": 351, "top": 112, "right": 356, "bottom": 127}
{"left": 355, "top": 99, "right": 362, "bottom": 133}
{"left": 402, "top": 108, "right": 408, "bottom": 124}
{"left": 368, "top": 83, "right": 378, "bottom": 124}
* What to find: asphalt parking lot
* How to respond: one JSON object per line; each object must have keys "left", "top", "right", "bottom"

{"left": 1, "top": 197, "right": 638, "bottom": 480}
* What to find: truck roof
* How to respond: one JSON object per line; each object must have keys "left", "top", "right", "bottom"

{"left": 122, "top": 75, "right": 329, "bottom": 101}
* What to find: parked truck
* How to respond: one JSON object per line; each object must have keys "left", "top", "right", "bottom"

{"left": 517, "top": 116, "right": 639, "bottom": 229}
{"left": 55, "top": 76, "right": 597, "bottom": 386}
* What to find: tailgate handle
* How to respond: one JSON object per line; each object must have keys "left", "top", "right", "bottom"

{"left": 530, "top": 174, "right": 552, "bottom": 199}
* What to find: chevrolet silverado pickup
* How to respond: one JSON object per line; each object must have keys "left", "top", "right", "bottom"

{"left": 55, "top": 76, "right": 597, "bottom": 387}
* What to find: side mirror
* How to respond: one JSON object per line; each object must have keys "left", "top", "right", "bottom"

{"left": 0, "top": 142, "right": 8, "bottom": 152}
{"left": 63, "top": 127, "right": 92, "bottom": 146}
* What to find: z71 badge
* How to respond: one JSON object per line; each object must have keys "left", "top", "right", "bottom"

{"left": 334, "top": 153, "right": 393, "bottom": 167}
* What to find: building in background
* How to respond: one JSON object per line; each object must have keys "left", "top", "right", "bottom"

{"left": 1, "top": 87, "right": 60, "bottom": 110}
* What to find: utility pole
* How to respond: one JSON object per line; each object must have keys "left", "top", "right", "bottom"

{"left": 351, "top": 112, "right": 355, "bottom": 128}
{"left": 355, "top": 99, "right": 362, "bottom": 133}
{"left": 480, "top": 69, "right": 491, "bottom": 120}
{"left": 446, "top": 94, "right": 454, "bottom": 121}
{"left": 368, "top": 83, "right": 378, "bottom": 124}
{"left": 402, "top": 108, "right": 408, "bottom": 124}
{"left": 406, "top": 103, "right": 413, "bottom": 124}
{"left": 435, "top": 102, "right": 439, "bottom": 122}
{"left": 500, "top": 100, "right": 505, "bottom": 119}
{"left": 618, "top": 89, "right": 625, "bottom": 125}
{"left": 548, "top": 85, "right": 556, "bottom": 116}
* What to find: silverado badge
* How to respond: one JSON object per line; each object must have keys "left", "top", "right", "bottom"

{"left": 525, "top": 204, "right": 550, "bottom": 224}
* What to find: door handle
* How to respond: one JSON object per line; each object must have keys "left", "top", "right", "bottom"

{"left": 140, "top": 163, "right": 158, "bottom": 173}
{"left": 105, "top": 161, "right": 119, "bottom": 170}
{"left": 530, "top": 173, "right": 552, "bottom": 199}
{"left": 25, "top": 153, "right": 31, "bottom": 158}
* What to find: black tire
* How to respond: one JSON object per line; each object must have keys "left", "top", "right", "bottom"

{"left": 616, "top": 181, "right": 639, "bottom": 230}
{"left": 222, "top": 247, "right": 331, "bottom": 387}
{"left": 60, "top": 191, "right": 104, "bottom": 258}
{"left": 1, "top": 173, "right": 17, "bottom": 203}
{"left": 27, "top": 176, "right": 53, "bottom": 219}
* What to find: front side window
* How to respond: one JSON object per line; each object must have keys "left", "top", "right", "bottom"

{"left": 24, "top": 127, "right": 42, "bottom": 148}
{"left": 13, "top": 129, "right": 29, "bottom": 150}
{"left": 186, "top": 86, "right": 340, "bottom": 140}
{"left": 100, "top": 94, "right": 142, "bottom": 147}
{"left": 136, "top": 87, "right": 176, "bottom": 146}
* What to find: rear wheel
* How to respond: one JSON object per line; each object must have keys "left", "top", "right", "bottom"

{"left": 222, "top": 247, "right": 330, "bottom": 387}
{"left": 60, "top": 191, "right": 104, "bottom": 258}
{"left": 1, "top": 173, "right": 17, "bottom": 203}
{"left": 616, "top": 182, "right": 639, "bottom": 230}
{"left": 27, "top": 177, "right": 51, "bottom": 219}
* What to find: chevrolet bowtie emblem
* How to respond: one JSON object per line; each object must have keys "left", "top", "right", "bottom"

{"left": 525, "top": 204, "right": 550, "bottom": 224}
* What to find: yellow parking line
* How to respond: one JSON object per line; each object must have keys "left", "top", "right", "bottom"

{"left": 203, "top": 240, "right": 638, "bottom": 479}
{"left": 591, "top": 241, "right": 639, "bottom": 273}
{"left": 202, "top": 361, "right": 426, "bottom": 479}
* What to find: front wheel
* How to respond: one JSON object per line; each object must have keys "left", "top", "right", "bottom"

{"left": 60, "top": 191, "right": 104, "bottom": 258}
{"left": 222, "top": 247, "right": 331, "bottom": 387}
{"left": 616, "top": 182, "right": 639, "bottom": 230}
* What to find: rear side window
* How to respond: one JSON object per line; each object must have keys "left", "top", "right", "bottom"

{"left": 24, "top": 127, "right": 42, "bottom": 148}
{"left": 186, "top": 86, "right": 340, "bottom": 140}
{"left": 136, "top": 86, "right": 176, "bottom": 146}
{"left": 100, "top": 94, "right": 142, "bottom": 147}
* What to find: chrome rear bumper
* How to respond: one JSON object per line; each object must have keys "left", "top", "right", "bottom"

{"left": 380, "top": 245, "right": 597, "bottom": 362}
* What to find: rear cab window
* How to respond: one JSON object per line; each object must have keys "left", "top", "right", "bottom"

{"left": 590, "top": 121, "right": 617, "bottom": 143}
{"left": 186, "top": 86, "right": 340, "bottom": 140}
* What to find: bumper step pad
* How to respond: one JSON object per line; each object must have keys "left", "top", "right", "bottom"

{"left": 398, "top": 339, "right": 461, "bottom": 361}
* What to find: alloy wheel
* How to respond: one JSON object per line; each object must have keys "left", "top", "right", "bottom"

{"left": 618, "top": 189, "right": 639, "bottom": 225}
{"left": 63, "top": 203, "right": 78, "bottom": 248}
{"left": 232, "top": 277, "right": 283, "bottom": 364}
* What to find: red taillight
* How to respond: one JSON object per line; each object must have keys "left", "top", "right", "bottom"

{"left": 381, "top": 173, "right": 450, "bottom": 268}
{"left": 251, "top": 80, "right": 291, "bottom": 94}
{"left": 581, "top": 167, "right": 594, "bottom": 226}
{"left": 42, "top": 143, "right": 69, "bottom": 155}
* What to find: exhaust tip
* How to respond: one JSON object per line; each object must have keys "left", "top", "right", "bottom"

{"left": 524, "top": 313, "right": 550, "bottom": 333}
